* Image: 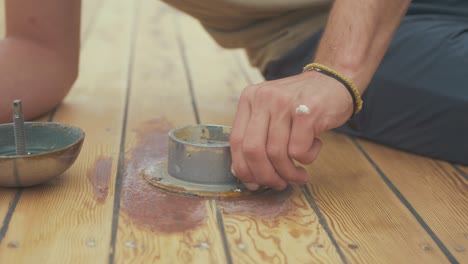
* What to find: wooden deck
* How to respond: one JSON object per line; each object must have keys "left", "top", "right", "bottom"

{"left": 0, "top": 0, "right": 467, "bottom": 263}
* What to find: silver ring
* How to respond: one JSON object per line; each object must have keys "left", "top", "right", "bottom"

{"left": 295, "top": 104, "right": 311, "bottom": 115}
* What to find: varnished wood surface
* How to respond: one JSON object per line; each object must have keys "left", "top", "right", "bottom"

{"left": 305, "top": 133, "right": 454, "bottom": 263}
{"left": 358, "top": 139, "right": 467, "bottom": 262}
{"left": 113, "top": 1, "right": 225, "bottom": 262}
{"left": 0, "top": 0, "right": 466, "bottom": 263}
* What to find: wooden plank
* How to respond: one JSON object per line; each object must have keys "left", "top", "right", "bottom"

{"left": 458, "top": 165, "right": 468, "bottom": 176}
{"left": 0, "top": 0, "right": 133, "bottom": 262}
{"left": 177, "top": 13, "right": 342, "bottom": 263}
{"left": 357, "top": 139, "right": 468, "bottom": 261}
{"left": 80, "top": 0, "right": 105, "bottom": 40}
{"left": 305, "top": 132, "right": 451, "bottom": 263}
{"left": 114, "top": 1, "right": 226, "bottom": 263}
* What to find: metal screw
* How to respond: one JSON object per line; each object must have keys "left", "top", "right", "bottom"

{"left": 124, "top": 241, "right": 137, "bottom": 248}
{"left": 238, "top": 243, "right": 247, "bottom": 250}
{"left": 13, "top": 100, "right": 27, "bottom": 155}
{"left": 195, "top": 242, "right": 210, "bottom": 250}
{"left": 454, "top": 245, "right": 465, "bottom": 252}
{"left": 86, "top": 239, "right": 96, "bottom": 248}
{"left": 420, "top": 244, "right": 432, "bottom": 251}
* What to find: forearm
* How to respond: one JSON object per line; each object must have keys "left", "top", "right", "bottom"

{"left": 314, "top": 0, "right": 411, "bottom": 93}
{"left": 0, "top": 38, "right": 78, "bottom": 123}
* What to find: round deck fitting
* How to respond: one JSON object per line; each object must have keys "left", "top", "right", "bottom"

{"left": 0, "top": 122, "right": 85, "bottom": 187}
{"left": 143, "top": 124, "right": 267, "bottom": 198}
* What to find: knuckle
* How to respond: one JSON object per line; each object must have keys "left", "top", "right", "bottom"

{"left": 266, "top": 144, "right": 283, "bottom": 160}
{"left": 254, "top": 86, "right": 273, "bottom": 99}
{"left": 275, "top": 94, "right": 292, "bottom": 108}
{"left": 243, "top": 143, "right": 263, "bottom": 158}
{"left": 240, "top": 85, "right": 255, "bottom": 100}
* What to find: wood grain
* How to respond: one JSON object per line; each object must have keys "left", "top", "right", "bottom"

{"left": 358, "top": 139, "right": 468, "bottom": 262}
{"left": 458, "top": 165, "right": 468, "bottom": 176}
{"left": 176, "top": 13, "right": 341, "bottom": 263}
{"left": 113, "top": 1, "right": 226, "bottom": 263}
{"left": 306, "top": 132, "right": 451, "bottom": 263}
{"left": 0, "top": 0, "right": 103, "bottom": 242}
{"left": 0, "top": 0, "right": 132, "bottom": 262}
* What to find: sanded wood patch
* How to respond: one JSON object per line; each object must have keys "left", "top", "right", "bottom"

{"left": 113, "top": 1, "right": 226, "bottom": 262}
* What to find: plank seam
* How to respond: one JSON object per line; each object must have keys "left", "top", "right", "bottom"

{"left": 451, "top": 164, "right": 467, "bottom": 181}
{"left": 0, "top": 190, "right": 23, "bottom": 244}
{"left": 81, "top": 0, "right": 107, "bottom": 50}
{"left": 351, "top": 138, "right": 459, "bottom": 264}
{"left": 108, "top": 0, "right": 141, "bottom": 262}
{"left": 301, "top": 185, "right": 348, "bottom": 264}
{"left": 174, "top": 14, "right": 201, "bottom": 124}
{"left": 215, "top": 200, "right": 233, "bottom": 264}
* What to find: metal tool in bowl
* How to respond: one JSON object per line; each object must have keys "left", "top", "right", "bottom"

{"left": 0, "top": 100, "right": 85, "bottom": 187}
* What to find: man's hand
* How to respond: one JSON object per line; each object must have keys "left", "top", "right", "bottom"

{"left": 230, "top": 0, "right": 411, "bottom": 190}
{"left": 230, "top": 71, "right": 354, "bottom": 190}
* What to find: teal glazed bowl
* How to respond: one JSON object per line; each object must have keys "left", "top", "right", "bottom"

{"left": 0, "top": 122, "right": 85, "bottom": 187}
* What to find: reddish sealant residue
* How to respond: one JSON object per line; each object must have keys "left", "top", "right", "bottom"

{"left": 87, "top": 157, "right": 113, "bottom": 203}
{"left": 121, "top": 119, "right": 207, "bottom": 233}
{"left": 220, "top": 186, "right": 293, "bottom": 219}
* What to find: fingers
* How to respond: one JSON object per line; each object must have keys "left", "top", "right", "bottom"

{"left": 242, "top": 99, "right": 288, "bottom": 191}
{"left": 230, "top": 87, "right": 255, "bottom": 187}
{"left": 266, "top": 111, "right": 309, "bottom": 184}
{"left": 288, "top": 106, "right": 323, "bottom": 164}
{"left": 231, "top": 83, "right": 325, "bottom": 191}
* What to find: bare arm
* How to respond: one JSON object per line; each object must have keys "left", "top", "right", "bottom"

{"left": 231, "top": 0, "right": 412, "bottom": 190}
{"left": 315, "top": 0, "right": 411, "bottom": 93}
{"left": 0, "top": 0, "right": 81, "bottom": 123}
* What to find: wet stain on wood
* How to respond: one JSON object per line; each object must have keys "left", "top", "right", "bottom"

{"left": 219, "top": 186, "right": 293, "bottom": 219}
{"left": 121, "top": 118, "right": 207, "bottom": 233}
{"left": 87, "top": 157, "right": 112, "bottom": 203}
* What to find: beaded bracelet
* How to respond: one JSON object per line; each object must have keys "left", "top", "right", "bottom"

{"left": 303, "top": 62, "right": 363, "bottom": 118}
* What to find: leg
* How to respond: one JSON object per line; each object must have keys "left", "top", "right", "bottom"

{"left": 263, "top": 14, "right": 468, "bottom": 165}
